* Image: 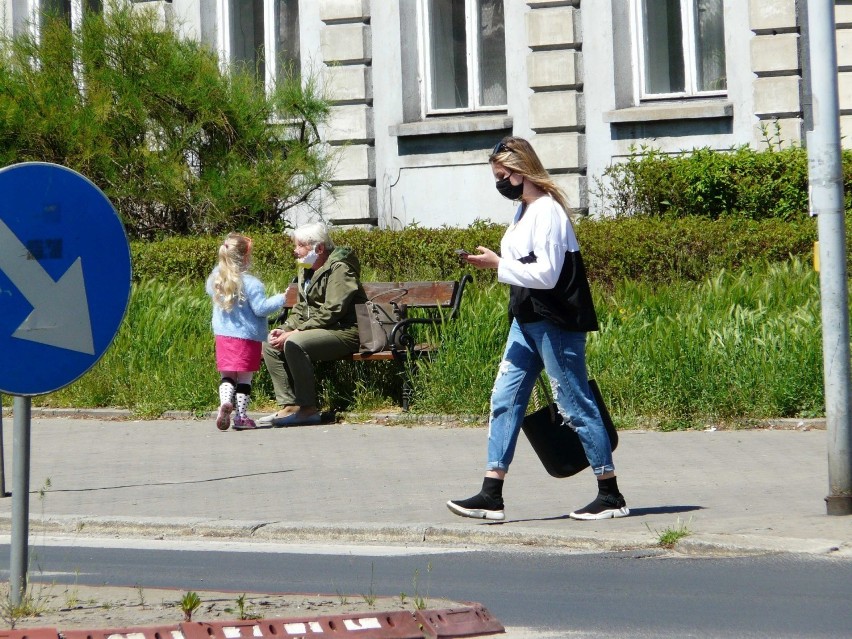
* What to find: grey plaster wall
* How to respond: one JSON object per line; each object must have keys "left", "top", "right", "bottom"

{"left": 584, "top": 0, "right": 756, "bottom": 216}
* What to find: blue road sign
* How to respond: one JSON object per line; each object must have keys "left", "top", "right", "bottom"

{"left": 0, "top": 163, "right": 131, "bottom": 396}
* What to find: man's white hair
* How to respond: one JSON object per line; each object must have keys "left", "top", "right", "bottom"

{"left": 292, "top": 222, "right": 334, "bottom": 250}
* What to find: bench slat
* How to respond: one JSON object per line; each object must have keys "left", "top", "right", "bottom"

{"left": 282, "top": 281, "right": 458, "bottom": 309}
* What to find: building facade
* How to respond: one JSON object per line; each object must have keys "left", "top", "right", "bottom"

{"left": 3, "top": 0, "right": 851, "bottom": 228}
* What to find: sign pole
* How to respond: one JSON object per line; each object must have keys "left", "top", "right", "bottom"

{"left": 806, "top": 0, "right": 852, "bottom": 515}
{"left": 0, "top": 162, "right": 132, "bottom": 603}
{"left": 9, "top": 395, "right": 31, "bottom": 605}
{"left": 0, "top": 393, "right": 6, "bottom": 497}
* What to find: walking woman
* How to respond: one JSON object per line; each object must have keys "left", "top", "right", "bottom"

{"left": 447, "top": 136, "right": 629, "bottom": 521}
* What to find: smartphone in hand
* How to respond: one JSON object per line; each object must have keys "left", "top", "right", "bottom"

{"left": 454, "top": 248, "right": 471, "bottom": 257}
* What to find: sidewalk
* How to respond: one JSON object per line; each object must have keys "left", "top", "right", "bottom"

{"left": 0, "top": 412, "right": 849, "bottom": 558}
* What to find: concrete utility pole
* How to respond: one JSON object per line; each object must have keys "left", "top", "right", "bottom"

{"left": 806, "top": 0, "right": 852, "bottom": 515}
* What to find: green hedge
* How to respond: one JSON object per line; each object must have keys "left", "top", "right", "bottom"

{"left": 592, "top": 144, "right": 852, "bottom": 220}
{"left": 132, "top": 217, "right": 820, "bottom": 290}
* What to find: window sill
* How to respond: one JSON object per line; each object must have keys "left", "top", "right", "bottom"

{"left": 603, "top": 100, "right": 733, "bottom": 124}
{"left": 389, "top": 114, "right": 513, "bottom": 137}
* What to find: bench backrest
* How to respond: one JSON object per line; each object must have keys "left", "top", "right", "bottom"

{"left": 282, "top": 276, "right": 472, "bottom": 318}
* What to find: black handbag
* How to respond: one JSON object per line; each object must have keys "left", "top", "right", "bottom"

{"left": 355, "top": 289, "right": 407, "bottom": 354}
{"left": 521, "top": 377, "right": 619, "bottom": 478}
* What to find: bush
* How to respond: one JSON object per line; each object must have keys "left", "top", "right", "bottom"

{"left": 131, "top": 217, "right": 820, "bottom": 291}
{"left": 131, "top": 221, "right": 508, "bottom": 284}
{"left": 592, "top": 143, "right": 852, "bottom": 220}
{"left": 0, "top": 3, "right": 331, "bottom": 239}
{"left": 577, "top": 216, "right": 818, "bottom": 289}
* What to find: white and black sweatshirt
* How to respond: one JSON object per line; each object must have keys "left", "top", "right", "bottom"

{"left": 497, "top": 195, "right": 599, "bottom": 332}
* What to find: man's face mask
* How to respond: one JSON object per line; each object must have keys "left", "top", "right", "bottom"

{"left": 297, "top": 247, "right": 319, "bottom": 268}
{"left": 496, "top": 175, "right": 524, "bottom": 201}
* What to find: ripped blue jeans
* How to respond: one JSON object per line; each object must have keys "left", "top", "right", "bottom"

{"left": 486, "top": 319, "right": 614, "bottom": 476}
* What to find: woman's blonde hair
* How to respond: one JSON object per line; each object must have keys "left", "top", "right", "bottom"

{"left": 489, "top": 136, "right": 572, "bottom": 215}
{"left": 212, "top": 232, "right": 252, "bottom": 311}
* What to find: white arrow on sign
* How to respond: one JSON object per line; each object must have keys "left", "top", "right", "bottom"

{"left": 0, "top": 219, "right": 95, "bottom": 355}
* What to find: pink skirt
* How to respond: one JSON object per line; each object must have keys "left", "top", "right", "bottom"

{"left": 215, "top": 335, "right": 262, "bottom": 372}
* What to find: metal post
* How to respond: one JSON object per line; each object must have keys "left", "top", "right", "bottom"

{"left": 806, "top": 0, "right": 852, "bottom": 515}
{"left": 9, "top": 395, "right": 31, "bottom": 604}
{"left": 0, "top": 393, "right": 6, "bottom": 497}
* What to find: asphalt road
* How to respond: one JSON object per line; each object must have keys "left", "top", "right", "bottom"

{"left": 2, "top": 538, "right": 851, "bottom": 638}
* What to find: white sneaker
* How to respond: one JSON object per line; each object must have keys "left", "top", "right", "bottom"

{"left": 569, "top": 493, "right": 630, "bottom": 520}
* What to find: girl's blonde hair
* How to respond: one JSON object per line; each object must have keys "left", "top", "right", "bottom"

{"left": 212, "top": 232, "right": 252, "bottom": 311}
{"left": 489, "top": 136, "right": 572, "bottom": 215}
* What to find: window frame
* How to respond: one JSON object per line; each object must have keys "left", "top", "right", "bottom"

{"left": 417, "top": 0, "right": 507, "bottom": 117}
{"left": 217, "top": 0, "right": 300, "bottom": 94}
{"left": 632, "top": 0, "right": 727, "bottom": 101}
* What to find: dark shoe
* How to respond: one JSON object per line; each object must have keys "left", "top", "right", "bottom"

{"left": 258, "top": 406, "right": 298, "bottom": 425}
{"left": 271, "top": 408, "right": 322, "bottom": 427}
{"left": 447, "top": 493, "right": 505, "bottom": 521}
{"left": 569, "top": 493, "right": 629, "bottom": 520}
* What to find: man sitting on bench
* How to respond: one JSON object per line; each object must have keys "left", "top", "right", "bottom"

{"left": 260, "top": 222, "right": 368, "bottom": 427}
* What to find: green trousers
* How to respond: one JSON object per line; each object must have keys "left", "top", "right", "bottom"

{"left": 262, "top": 327, "right": 359, "bottom": 407}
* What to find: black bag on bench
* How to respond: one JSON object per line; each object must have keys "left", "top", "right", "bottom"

{"left": 521, "top": 378, "right": 619, "bottom": 478}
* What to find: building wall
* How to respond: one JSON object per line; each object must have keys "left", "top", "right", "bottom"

{"left": 585, "top": 0, "right": 757, "bottom": 215}
{"left": 3, "top": 0, "right": 850, "bottom": 227}
{"left": 376, "top": 0, "right": 529, "bottom": 229}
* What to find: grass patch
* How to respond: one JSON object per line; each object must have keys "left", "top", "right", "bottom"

{"left": 30, "top": 258, "right": 825, "bottom": 425}
{"left": 647, "top": 517, "right": 693, "bottom": 548}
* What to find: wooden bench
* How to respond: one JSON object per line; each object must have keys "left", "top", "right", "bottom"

{"left": 278, "top": 275, "right": 472, "bottom": 410}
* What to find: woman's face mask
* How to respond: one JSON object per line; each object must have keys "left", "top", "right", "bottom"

{"left": 496, "top": 175, "right": 524, "bottom": 201}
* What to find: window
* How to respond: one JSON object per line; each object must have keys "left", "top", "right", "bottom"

{"left": 40, "top": 0, "right": 101, "bottom": 30}
{"left": 220, "top": 0, "right": 300, "bottom": 90}
{"left": 229, "top": 0, "right": 266, "bottom": 79}
{"left": 420, "top": 0, "right": 506, "bottom": 114}
{"left": 275, "top": 0, "right": 300, "bottom": 81}
{"left": 634, "top": 0, "right": 726, "bottom": 99}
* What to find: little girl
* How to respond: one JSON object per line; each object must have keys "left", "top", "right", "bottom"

{"left": 206, "top": 233, "right": 284, "bottom": 431}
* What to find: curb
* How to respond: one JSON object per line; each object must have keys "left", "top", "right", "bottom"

{"left": 3, "top": 514, "right": 850, "bottom": 559}
{"left": 0, "top": 604, "right": 504, "bottom": 639}
{"left": 0, "top": 406, "right": 829, "bottom": 430}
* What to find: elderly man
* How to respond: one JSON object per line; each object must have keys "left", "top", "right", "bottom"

{"left": 260, "top": 222, "right": 367, "bottom": 426}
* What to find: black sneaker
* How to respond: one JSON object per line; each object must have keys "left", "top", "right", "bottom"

{"left": 569, "top": 492, "right": 630, "bottom": 520}
{"left": 447, "top": 492, "right": 505, "bottom": 521}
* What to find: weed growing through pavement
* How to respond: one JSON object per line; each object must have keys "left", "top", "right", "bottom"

{"left": 234, "top": 593, "right": 261, "bottom": 620}
{"left": 63, "top": 587, "right": 79, "bottom": 609}
{"left": 135, "top": 583, "right": 146, "bottom": 607}
{"left": 179, "top": 591, "right": 202, "bottom": 622}
{"left": 361, "top": 563, "right": 377, "bottom": 608}
{"left": 412, "top": 562, "right": 432, "bottom": 610}
{"left": 0, "top": 582, "right": 49, "bottom": 628}
{"left": 647, "top": 517, "right": 693, "bottom": 548}
{"left": 0, "top": 478, "right": 56, "bottom": 627}
{"left": 334, "top": 586, "right": 349, "bottom": 606}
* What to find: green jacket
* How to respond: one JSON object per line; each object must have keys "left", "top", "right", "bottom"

{"left": 282, "top": 246, "right": 368, "bottom": 331}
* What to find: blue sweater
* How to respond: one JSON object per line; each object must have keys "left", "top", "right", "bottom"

{"left": 206, "top": 269, "right": 285, "bottom": 342}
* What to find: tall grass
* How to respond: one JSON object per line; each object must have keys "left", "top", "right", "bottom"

{"left": 418, "top": 257, "right": 824, "bottom": 425}
{"left": 23, "top": 258, "right": 826, "bottom": 426}
{"left": 587, "top": 258, "right": 823, "bottom": 428}
{"left": 40, "top": 280, "right": 215, "bottom": 415}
